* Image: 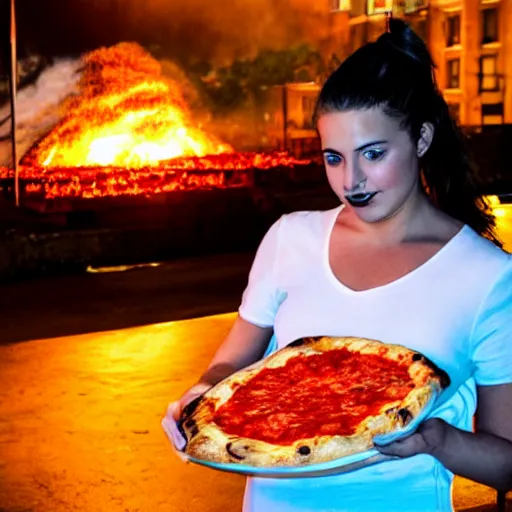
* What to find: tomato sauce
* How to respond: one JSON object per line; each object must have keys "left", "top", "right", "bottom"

{"left": 213, "top": 348, "right": 414, "bottom": 445}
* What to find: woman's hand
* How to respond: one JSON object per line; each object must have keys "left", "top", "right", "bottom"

{"left": 167, "top": 381, "right": 213, "bottom": 421}
{"left": 375, "top": 418, "right": 448, "bottom": 459}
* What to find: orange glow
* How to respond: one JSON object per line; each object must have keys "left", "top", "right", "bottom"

{"left": 2, "top": 42, "right": 312, "bottom": 200}
{"left": 0, "top": 151, "right": 308, "bottom": 199}
{"left": 22, "top": 43, "right": 232, "bottom": 169}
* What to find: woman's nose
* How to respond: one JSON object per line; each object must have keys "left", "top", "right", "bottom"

{"left": 343, "top": 160, "right": 365, "bottom": 193}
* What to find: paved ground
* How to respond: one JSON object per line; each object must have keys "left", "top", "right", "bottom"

{"left": 0, "top": 313, "right": 511, "bottom": 512}
{"left": 0, "top": 252, "right": 255, "bottom": 344}
{"left": 0, "top": 201, "right": 511, "bottom": 511}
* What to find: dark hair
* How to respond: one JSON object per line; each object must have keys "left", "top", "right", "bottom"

{"left": 314, "top": 18, "right": 501, "bottom": 247}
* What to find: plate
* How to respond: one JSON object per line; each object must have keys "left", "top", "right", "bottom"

{"left": 162, "top": 386, "right": 441, "bottom": 478}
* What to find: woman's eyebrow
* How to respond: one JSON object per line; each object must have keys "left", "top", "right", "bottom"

{"left": 354, "top": 140, "right": 388, "bottom": 151}
{"left": 322, "top": 140, "right": 388, "bottom": 155}
{"left": 322, "top": 148, "right": 342, "bottom": 156}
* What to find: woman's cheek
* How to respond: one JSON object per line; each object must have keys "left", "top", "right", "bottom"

{"left": 325, "top": 168, "right": 345, "bottom": 197}
{"left": 371, "top": 157, "right": 416, "bottom": 190}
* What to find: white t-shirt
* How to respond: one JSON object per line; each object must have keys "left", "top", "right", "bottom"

{"left": 238, "top": 205, "right": 512, "bottom": 512}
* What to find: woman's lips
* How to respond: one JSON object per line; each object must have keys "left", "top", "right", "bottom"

{"left": 345, "top": 192, "right": 378, "bottom": 207}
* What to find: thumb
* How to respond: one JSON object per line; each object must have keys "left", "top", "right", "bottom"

{"left": 167, "top": 401, "right": 181, "bottom": 421}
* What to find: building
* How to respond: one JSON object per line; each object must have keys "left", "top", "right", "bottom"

{"left": 429, "top": 0, "right": 511, "bottom": 125}
{"left": 263, "top": 0, "right": 512, "bottom": 154}
{"left": 344, "top": 0, "right": 512, "bottom": 126}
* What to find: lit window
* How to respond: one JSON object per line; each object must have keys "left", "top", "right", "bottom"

{"left": 446, "top": 58, "right": 460, "bottom": 89}
{"left": 446, "top": 14, "right": 461, "bottom": 46}
{"left": 482, "top": 8, "right": 498, "bottom": 44}
{"left": 330, "top": 0, "right": 351, "bottom": 11}
{"left": 479, "top": 55, "right": 499, "bottom": 92}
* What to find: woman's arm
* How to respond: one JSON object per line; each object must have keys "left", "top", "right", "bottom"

{"left": 170, "top": 315, "right": 273, "bottom": 419}
{"left": 376, "top": 382, "right": 512, "bottom": 491}
{"left": 198, "top": 315, "right": 273, "bottom": 386}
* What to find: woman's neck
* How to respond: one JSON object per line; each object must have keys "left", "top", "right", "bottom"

{"left": 339, "top": 189, "right": 457, "bottom": 246}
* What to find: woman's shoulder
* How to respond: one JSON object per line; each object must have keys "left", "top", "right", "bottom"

{"left": 457, "top": 224, "right": 511, "bottom": 277}
{"left": 279, "top": 206, "right": 341, "bottom": 237}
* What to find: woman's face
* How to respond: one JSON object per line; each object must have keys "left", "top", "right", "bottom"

{"left": 317, "top": 107, "right": 427, "bottom": 224}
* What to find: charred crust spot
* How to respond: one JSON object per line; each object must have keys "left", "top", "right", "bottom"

{"left": 419, "top": 356, "right": 451, "bottom": 388}
{"left": 297, "top": 445, "right": 311, "bottom": 455}
{"left": 287, "top": 338, "right": 307, "bottom": 348}
{"left": 226, "top": 442, "right": 246, "bottom": 460}
{"left": 190, "top": 426, "right": 199, "bottom": 438}
{"left": 182, "top": 396, "right": 203, "bottom": 418}
{"left": 397, "top": 408, "right": 413, "bottom": 425}
{"left": 412, "top": 353, "right": 422, "bottom": 361}
{"left": 185, "top": 419, "right": 196, "bottom": 428}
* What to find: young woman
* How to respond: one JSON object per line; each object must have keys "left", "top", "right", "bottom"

{"left": 169, "top": 19, "right": 512, "bottom": 511}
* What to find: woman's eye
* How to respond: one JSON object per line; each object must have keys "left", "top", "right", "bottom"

{"left": 363, "top": 149, "right": 385, "bottom": 161}
{"left": 324, "top": 153, "right": 342, "bottom": 166}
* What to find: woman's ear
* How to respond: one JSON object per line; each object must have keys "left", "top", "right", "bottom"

{"left": 417, "top": 122, "right": 434, "bottom": 157}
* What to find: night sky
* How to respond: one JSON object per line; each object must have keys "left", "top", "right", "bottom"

{"left": 4, "top": 0, "right": 335, "bottom": 67}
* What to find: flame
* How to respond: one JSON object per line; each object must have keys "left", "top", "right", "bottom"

{"left": 1, "top": 42, "right": 315, "bottom": 202}
{"left": 22, "top": 42, "right": 233, "bottom": 169}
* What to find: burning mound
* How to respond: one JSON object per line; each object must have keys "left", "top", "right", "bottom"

{"left": 21, "top": 42, "right": 233, "bottom": 168}
{"left": 0, "top": 42, "right": 315, "bottom": 202}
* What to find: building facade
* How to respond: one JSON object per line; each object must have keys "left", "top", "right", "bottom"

{"left": 341, "top": 0, "right": 512, "bottom": 126}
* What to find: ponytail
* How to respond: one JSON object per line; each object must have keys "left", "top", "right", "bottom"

{"left": 315, "top": 18, "right": 501, "bottom": 246}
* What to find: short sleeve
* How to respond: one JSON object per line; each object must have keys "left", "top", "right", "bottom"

{"left": 238, "top": 217, "right": 284, "bottom": 328}
{"left": 471, "top": 258, "right": 512, "bottom": 386}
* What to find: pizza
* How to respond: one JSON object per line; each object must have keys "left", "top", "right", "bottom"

{"left": 177, "top": 336, "right": 450, "bottom": 467}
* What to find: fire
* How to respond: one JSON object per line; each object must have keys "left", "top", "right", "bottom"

{"left": 0, "top": 42, "right": 315, "bottom": 202}
{"left": 22, "top": 43, "right": 233, "bottom": 169}
{"left": 0, "top": 152, "right": 313, "bottom": 200}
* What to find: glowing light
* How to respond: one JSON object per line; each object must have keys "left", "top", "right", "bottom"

{"left": 86, "top": 262, "right": 162, "bottom": 273}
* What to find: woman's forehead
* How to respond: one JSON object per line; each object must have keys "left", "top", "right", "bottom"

{"left": 317, "top": 109, "right": 403, "bottom": 147}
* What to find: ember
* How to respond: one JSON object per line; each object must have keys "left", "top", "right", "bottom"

{"left": 0, "top": 152, "right": 309, "bottom": 199}
{"left": 1, "top": 43, "right": 312, "bottom": 200}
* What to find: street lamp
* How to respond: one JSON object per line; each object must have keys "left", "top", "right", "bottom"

{"left": 8, "top": 0, "right": 19, "bottom": 207}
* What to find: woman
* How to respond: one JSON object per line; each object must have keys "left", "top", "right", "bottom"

{"left": 169, "top": 19, "right": 512, "bottom": 511}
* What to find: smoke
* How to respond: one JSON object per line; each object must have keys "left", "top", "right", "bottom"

{"left": 0, "top": 59, "right": 81, "bottom": 165}
{"left": 15, "top": 0, "right": 347, "bottom": 67}
{"left": 126, "top": 0, "right": 341, "bottom": 65}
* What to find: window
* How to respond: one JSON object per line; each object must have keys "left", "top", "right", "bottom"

{"left": 448, "top": 103, "right": 460, "bottom": 124}
{"left": 446, "top": 58, "right": 460, "bottom": 89}
{"left": 348, "top": 0, "right": 366, "bottom": 16}
{"left": 481, "top": 102, "right": 503, "bottom": 125}
{"left": 482, "top": 8, "right": 498, "bottom": 44}
{"left": 302, "top": 96, "right": 317, "bottom": 129}
{"left": 330, "top": 0, "right": 351, "bottom": 11}
{"left": 479, "top": 55, "right": 499, "bottom": 92}
{"left": 446, "top": 14, "right": 461, "bottom": 47}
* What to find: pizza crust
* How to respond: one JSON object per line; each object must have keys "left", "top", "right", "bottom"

{"left": 178, "top": 336, "right": 449, "bottom": 467}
